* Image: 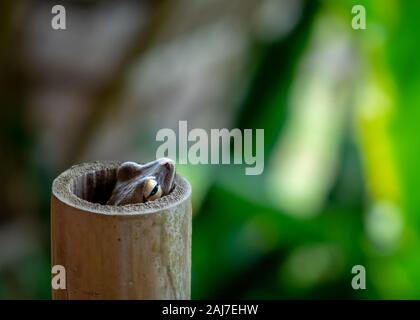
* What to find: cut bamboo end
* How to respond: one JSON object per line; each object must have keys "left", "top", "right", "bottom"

{"left": 51, "top": 161, "right": 192, "bottom": 300}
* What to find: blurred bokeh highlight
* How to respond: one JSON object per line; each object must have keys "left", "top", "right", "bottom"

{"left": 1, "top": 0, "right": 420, "bottom": 299}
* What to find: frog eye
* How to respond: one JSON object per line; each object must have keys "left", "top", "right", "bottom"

{"left": 143, "top": 178, "right": 162, "bottom": 202}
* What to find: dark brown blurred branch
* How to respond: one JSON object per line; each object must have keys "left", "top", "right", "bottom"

{"left": 0, "top": 0, "right": 36, "bottom": 221}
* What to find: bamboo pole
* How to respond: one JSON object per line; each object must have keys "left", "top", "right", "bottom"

{"left": 51, "top": 161, "right": 192, "bottom": 300}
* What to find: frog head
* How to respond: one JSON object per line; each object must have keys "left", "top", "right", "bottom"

{"left": 106, "top": 158, "right": 176, "bottom": 206}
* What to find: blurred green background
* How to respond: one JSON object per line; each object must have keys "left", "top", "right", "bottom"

{"left": 1, "top": 0, "right": 419, "bottom": 299}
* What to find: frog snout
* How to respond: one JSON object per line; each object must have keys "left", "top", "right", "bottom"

{"left": 158, "top": 157, "right": 175, "bottom": 166}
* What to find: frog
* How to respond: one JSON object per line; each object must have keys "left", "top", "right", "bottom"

{"left": 106, "top": 158, "right": 176, "bottom": 206}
